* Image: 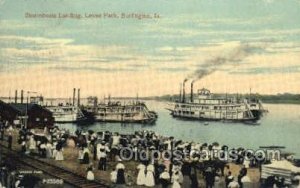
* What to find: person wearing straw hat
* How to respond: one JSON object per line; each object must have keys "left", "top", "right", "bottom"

{"left": 228, "top": 177, "right": 240, "bottom": 188}
{"left": 225, "top": 171, "right": 234, "bottom": 187}
{"left": 171, "top": 170, "right": 182, "bottom": 188}
{"left": 241, "top": 174, "right": 251, "bottom": 188}
{"left": 98, "top": 141, "right": 110, "bottom": 171}
{"left": 159, "top": 168, "right": 170, "bottom": 188}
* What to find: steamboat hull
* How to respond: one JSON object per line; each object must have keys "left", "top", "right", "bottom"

{"left": 93, "top": 112, "right": 157, "bottom": 124}
{"left": 53, "top": 117, "right": 87, "bottom": 123}
{"left": 171, "top": 112, "right": 256, "bottom": 122}
{"left": 170, "top": 100, "right": 258, "bottom": 123}
{"left": 94, "top": 117, "right": 156, "bottom": 124}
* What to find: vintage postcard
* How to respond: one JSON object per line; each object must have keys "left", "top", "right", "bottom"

{"left": 0, "top": 0, "right": 300, "bottom": 187}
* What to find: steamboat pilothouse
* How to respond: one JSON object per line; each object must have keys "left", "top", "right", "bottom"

{"left": 170, "top": 81, "right": 266, "bottom": 122}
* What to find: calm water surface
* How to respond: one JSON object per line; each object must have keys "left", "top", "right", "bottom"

{"left": 57, "top": 101, "right": 300, "bottom": 158}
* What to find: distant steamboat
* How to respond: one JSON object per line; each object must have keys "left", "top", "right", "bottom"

{"left": 30, "top": 88, "right": 86, "bottom": 123}
{"left": 83, "top": 97, "right": 158, "bottom": 124}
{"left": 46, "top": 105, "right": 86, "bottom": 123}
{"left": 169, "top": 82, "right": 266, "bottom": 122}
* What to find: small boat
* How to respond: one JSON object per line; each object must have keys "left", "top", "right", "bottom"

{"left": 259, "top": 146, "right": 286, "bottom": 149}
{"left": 204, "top": 122, "right": 209, "bottom": 126}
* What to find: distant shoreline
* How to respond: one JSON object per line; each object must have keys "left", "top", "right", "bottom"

{"left": 140, "top": 93, "right": 300, "bottom": 105}
{"left": 1, "top": 93, "right": 299, "bottom": 104}
{"left": 262, "top": 100, "right": 300, "bottom": 105}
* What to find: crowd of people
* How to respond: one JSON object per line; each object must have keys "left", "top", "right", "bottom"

{"left": 0, "top": 117, "right": 284, "bottom": 188}
{"left": 11, "top": 122, "right": 261, "bottom": 188}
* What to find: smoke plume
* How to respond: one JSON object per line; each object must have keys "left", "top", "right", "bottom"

{"left": 186, "top": 42, "right": 268, "bottom": 84}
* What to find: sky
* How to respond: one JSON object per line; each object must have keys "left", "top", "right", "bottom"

{"left": 0, "top": 0, "right": 300, "bottom": 98}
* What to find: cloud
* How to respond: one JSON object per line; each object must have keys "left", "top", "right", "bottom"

{"left": 0, "top": 35, "right": 136, "bottom": 71}
{"left": 230, "top": 66, "right": 300, "bottom": 74}
{"left": 0, "top": 35, "right": 73, "bottom": 48}
{"left": 1, "top": 34, "right": 300, "bottom": 81}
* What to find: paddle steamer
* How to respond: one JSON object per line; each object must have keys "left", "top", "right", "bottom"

{"left": 170, "top": 82, "right": 266, "bottom": 122}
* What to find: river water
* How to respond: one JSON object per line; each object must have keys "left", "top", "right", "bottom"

{"left": 56, "top": 101, "right": 300, "bottom": 158}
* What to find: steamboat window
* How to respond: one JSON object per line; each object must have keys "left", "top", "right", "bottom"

{"left": 36, "top": 118, "right": 40, "bottom": 122}
{"left": 44, "top": 118, "right": 48, "bottom": 122}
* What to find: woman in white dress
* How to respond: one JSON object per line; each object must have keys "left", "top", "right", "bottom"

{"left": 29, "top": 135, "right": 36, "bottom": 154}
{"left": 136, "top": 163, "right": 146, "bottom": 186}
{"left": 110, "top": 169, "right": 117, "bottom": 183}
{"left": 145, "top": 164, "right": 155, "bottom": 187}
{"left": 55, "top": 142, "right": 64, "bottom": 161}
{"left": 78, "top": 147, "right": 84, "bottom": 162}
{"left": 52, "top": 142, "right": 57, "bottom": 159}
{"left": 172, "top": 176, "right": 181, "bottom": 188}
{"left": 45, "top": 142, "right": 53, "bottom": 158}
{"left": 171, "top": 170, "right": 182, "bottom": 188}
{"left": 55, "top": 150, "right": 64, "bottom": 160}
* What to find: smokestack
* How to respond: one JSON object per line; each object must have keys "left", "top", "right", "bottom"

{"left": 182, "top": 81, "right": 186, "bottom": 103}
{"left": 179, "top": 84, "right": 182, "bottom": 102}
{"left": 94, "top": 97, "right": 98, "bottom": 108}
{"left": 190, "top": 82, "right": 194, "bottom": 103}
{"left": 73, "top": 88, "right": 76, "bottom": 106}
{"left": 15, "top": 90, "right": 18, "bottom": 103}
{"left": 21, "top": 90, "right": 24, "bottom": 104}
{"left": 77, "top": 88, "right": 80, "bottom": 106}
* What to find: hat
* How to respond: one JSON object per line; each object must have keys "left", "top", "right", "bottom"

{"left": 206, "top": 167, "right": 212, "bottom": 172}
{"left": 150, "top": 146, "right": 156, "bottom": 150}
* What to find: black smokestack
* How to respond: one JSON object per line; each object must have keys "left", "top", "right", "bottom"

{"left": 73, "top": 88, "right": 76, "bottom": 106}
{"left": 77, "top": 88, "right": 80, "bottom": 106}
{"left": 179, "top": 84, "right": 182, "bottom": 102}
{"left": 21, "top": 90, "right": 24, "bottom": 104}
{"left": 191, "top": 81, "right": 194, "bottom": 103}
{"left": 182, "top": 79, "right": 188, "bottom": 103}
{"left": 15, "top": 90, "right": 18, "bottom": 103}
